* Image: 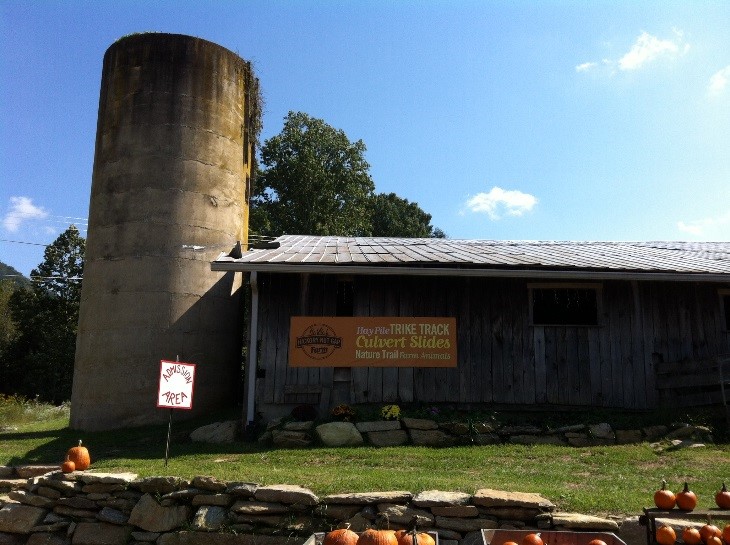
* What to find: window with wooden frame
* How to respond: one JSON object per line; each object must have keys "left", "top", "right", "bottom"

{"left": 528, "top": 283, "right": 601, "bottom": 326}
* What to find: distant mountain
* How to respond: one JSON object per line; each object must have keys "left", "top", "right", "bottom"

{"left": 0, "top": 261, "right": 31, "bottom": 288}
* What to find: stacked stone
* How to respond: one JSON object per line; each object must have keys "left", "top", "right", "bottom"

{"left": 255, "top": 418, "right": 713, "bottom": 449}
{"left": 0, "top": 469, "right": 622, "bottom": 545}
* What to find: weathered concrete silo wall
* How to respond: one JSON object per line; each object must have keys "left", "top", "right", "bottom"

{"left": 71, "top": 34, "right": 256, "bottom": 431}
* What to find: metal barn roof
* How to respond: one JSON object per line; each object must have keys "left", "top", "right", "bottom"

{"left": 212, "top": 235, "right": 730, "bottom": 281}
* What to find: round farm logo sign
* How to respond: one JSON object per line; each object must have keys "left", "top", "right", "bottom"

{"left": 296, "top": 323, "right": 342, "bottom": 360}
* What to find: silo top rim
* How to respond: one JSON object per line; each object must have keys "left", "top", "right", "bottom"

{"left": 108, "top": 32, "right": 246, "bottom": 61}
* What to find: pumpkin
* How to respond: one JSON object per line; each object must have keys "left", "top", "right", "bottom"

{"left": 523, "top": 533, "right": 543, "bottom": 545}
{"left": 587, "top": 539, "right": 608, "bottom": 545}
{"left": 325, "top": 528, "right": 359, "bottom": 545}
{"left": 60, "top": 455, "right": 75, "bottom": 474}
{"left": 397, "top": 533, "right": 435, "bottom": 545}
{"left": 357, "top": 529, "right": 398, "bottom": 545}
{"left": 706, "top": 537, "right": 722, "bottom": 545}
{"left": 722, "top": 525, "right": 730, "bottom": 545}
{"left": 654, "top": 480, "right": 676, "bottom": 510}
{"left": 676, "top": 482, "right": 697, "bottom": 511}
{"left": 503, "top": 542, "right": 519, "bottom": 545}
{"left": 715, "top": 483, "right": 730, "bottom": 510}
{"left": 656, "top": 525, "right": 677, "bottom": 545}
{"left": 66, "top": 439, "right": 91, "bottom": 471}
{"left": 682, "top": 527, "right": 702, "bottom": 545}
{"left": 700, "top": 525, "right": 722, "bottom": 544}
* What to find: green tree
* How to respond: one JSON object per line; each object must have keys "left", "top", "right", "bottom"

{"left": 251, "top": 111, "right": 375, "bottom": 237}
{"left": 0, "top": 279, "right": 17, "bottom": 388}
{"left": 370, "top": 192, "right": 446, "bottom": 238}
{"left": 3, "top": 226, "right": 84, "bottom": 402}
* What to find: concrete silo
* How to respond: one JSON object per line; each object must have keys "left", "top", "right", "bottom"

{"left": 71, "top": 34, "right": 258, "bottom": 431}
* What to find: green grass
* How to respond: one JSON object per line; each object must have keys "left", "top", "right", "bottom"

{"left": 2, "top": 402, "right": 728, "bottom": 518}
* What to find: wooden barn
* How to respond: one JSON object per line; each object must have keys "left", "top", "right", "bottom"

{"left": 212, "top": 236, "right": 730, "bottom": 423}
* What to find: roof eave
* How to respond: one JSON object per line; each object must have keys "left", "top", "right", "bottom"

{"left": 211, "top": 256, "right": 729, "bottom": 282}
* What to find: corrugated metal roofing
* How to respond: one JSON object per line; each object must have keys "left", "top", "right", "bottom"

{"left": 212, "top": 235, "right": 730, "bottom": 279}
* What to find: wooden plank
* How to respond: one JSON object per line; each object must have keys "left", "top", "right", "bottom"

{"left": 620, "top": 284, "right": 636, "bottom": 409}
{"left": 283, "top": 385, "right": 323, "bottom": 394}
{"left": 491, "top": 280, "right": 507, "bottom": 403}
{"left": 566, "top": 327, "right": 580, "bottom": 405}
{"left": 588, "top": 326, "right": 603, "bottom": 405}
{"left": 500, "top": 279, "right": 515, "bottom": 403}
{"left": 637, "top": 282, "right": 657, "bottom": 408}
{"left": 257, "top": 273, "right": 273, "bottom": 404}
{"left": 481, "top": 280, "right": 494, "bottom": 403}
{"left": 520, "top": 282, "right": 536, "bottom": 404}
{"left": 608, "top": 283, "right": 624, "bottom": 408}
{"left": 468, "top": 278, "right": 483, "bottom": 403}
{"left": 577, "top": 328, "right": 591, "bottom": 405}
{"left": 533, "top": 326, "right": 546, "bottom": 404}
{"left": 545, "top": 327, "right": 559, "bottom": 404}
{"left": 282, "top": 275, "right": 301, "bottom": 403}
{"left": 397, "top": 276, "right": 414, "bottom": 403}
{"left": 433, "top": 277, "right": 450, "bottom": 402}
{"left": 557, "top": 327, "right": 569, "bottom": 404}
{"left": 352, "top": 276, "right": 371, "bottom": 404}
{"left": 509, "top": 279, "right": 525, "bottom": 404}
{"left": 379, "top": 277, "right": 399, "bottom": 403}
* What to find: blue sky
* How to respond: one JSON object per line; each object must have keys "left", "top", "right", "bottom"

{"left": 1, "top": 1, "right": 729, "bottom": 276}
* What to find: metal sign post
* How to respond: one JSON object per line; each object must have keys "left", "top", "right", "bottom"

{"left": 157, "top": 356, "right": 196, "bottom": 466}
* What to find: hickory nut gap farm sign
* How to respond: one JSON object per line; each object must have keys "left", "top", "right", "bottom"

{"left": 289, "top": 317, "right": 457, "bottom": 367}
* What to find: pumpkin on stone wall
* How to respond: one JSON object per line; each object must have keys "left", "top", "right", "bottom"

{"left": 66, "top": 439, "right": 91, "bottom": 470}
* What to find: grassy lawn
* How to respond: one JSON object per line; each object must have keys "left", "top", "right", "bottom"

{"left": 2, "top": 403, "right": 729, "bottom": 519}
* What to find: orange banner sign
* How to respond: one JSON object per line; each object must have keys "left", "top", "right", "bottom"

{"left": 289, "top": 317, "right": 457, "bottom": 368}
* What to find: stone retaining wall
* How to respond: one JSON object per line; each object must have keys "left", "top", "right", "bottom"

{"left": 257, "top": 418, "right": 712, "bottom": 449}
{"left": 0, "top": 468, "right": 625, "bottom": 545}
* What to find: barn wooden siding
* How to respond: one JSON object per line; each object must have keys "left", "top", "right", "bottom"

{"left": 254, "top": 273, "right": 730, "bottom": 413}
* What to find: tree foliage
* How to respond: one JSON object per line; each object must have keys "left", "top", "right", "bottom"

{"left": 1, "top": 226, "right": 84, "bottom": 402}
{"left": 252, "top": 111, "right": 375, "bottom": 237}
{"left": 370, "top": 192, "right": 445, "bottom": 238}
{"left": 250, "top": 111, "right": 446, "bottom": 239}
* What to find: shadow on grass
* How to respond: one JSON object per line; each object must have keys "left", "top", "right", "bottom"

{"left": 3, "top": 407, "right": 267, "bottom": 467}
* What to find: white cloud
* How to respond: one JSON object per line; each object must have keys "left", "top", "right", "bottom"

{"left": 3, "top": 196, "right": 49, "bottom": 232}
{"left": 708, "top": 65, "right": 730, "bottom": 96}
{"left": 577, "top": 30, "right": 687, "bottom": 76}
{"left": 677, "top": 211, "right": 730, "bottom": 237}
{"left": 465, "top": 187, "right": 537, "bottom": 220}
{"left": 618, "top": 31, "right": 680, "bottom": 71}
{"left": 575, "top": 62, "right": 597, "bottom": 73}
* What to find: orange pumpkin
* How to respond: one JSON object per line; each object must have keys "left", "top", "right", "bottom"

{"left": 503, "top": 542, "right": 519, "bottom": 545}
{"left": 676, "top": 482, "right": 697, "bottom": 511}
{"left": 654, "top": 480, "right": 676, "bottom": 510}
{"left": 700, "top": 525, "right": 722, "bottom": 544}
{"left": 587, "top": 539, "right": 608, "bottom": 545}
{"left": 60, "top": 456, "right": 75, "bottom": 474}
{"left": 358, "top": 529, "right": 398, "bottom": 545}
{"left": 715, "top": 483, "right": 730, "bottom": 510}
{"left": 682, "top": 527, "right": 702, "bottom": 545}
{"left": 722, "top": 525, "right": 730, "bottom": 545}
{"left": 656, "top": 525, "right": 677, "bottom": 545}
{"left": 325, "top": 528, "right": 359, "bottom": 545}
{"left": 66, "top": 439, "right": 91, "bottom": 471}
{"left": 706, "top": 537, "right": 722, "bottom": 545}
{"left": 397, "top": 533, "right": 435, "bottom": 545}
{"left": 523, "top": 534, "right": 543, "bottom": 545}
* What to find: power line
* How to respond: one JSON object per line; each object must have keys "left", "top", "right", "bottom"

{"left": 0, "top": 239, "right": 50, "bottom": 247}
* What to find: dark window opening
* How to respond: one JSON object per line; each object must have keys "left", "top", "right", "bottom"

{"left": 532, "top": 287, "right": 598, "bottom": 326}
{"left": 723, "top": 294, "right": 730, "bottom": 330}
{"left": 336, "top": 280, "right": 354, "bottom": 317}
